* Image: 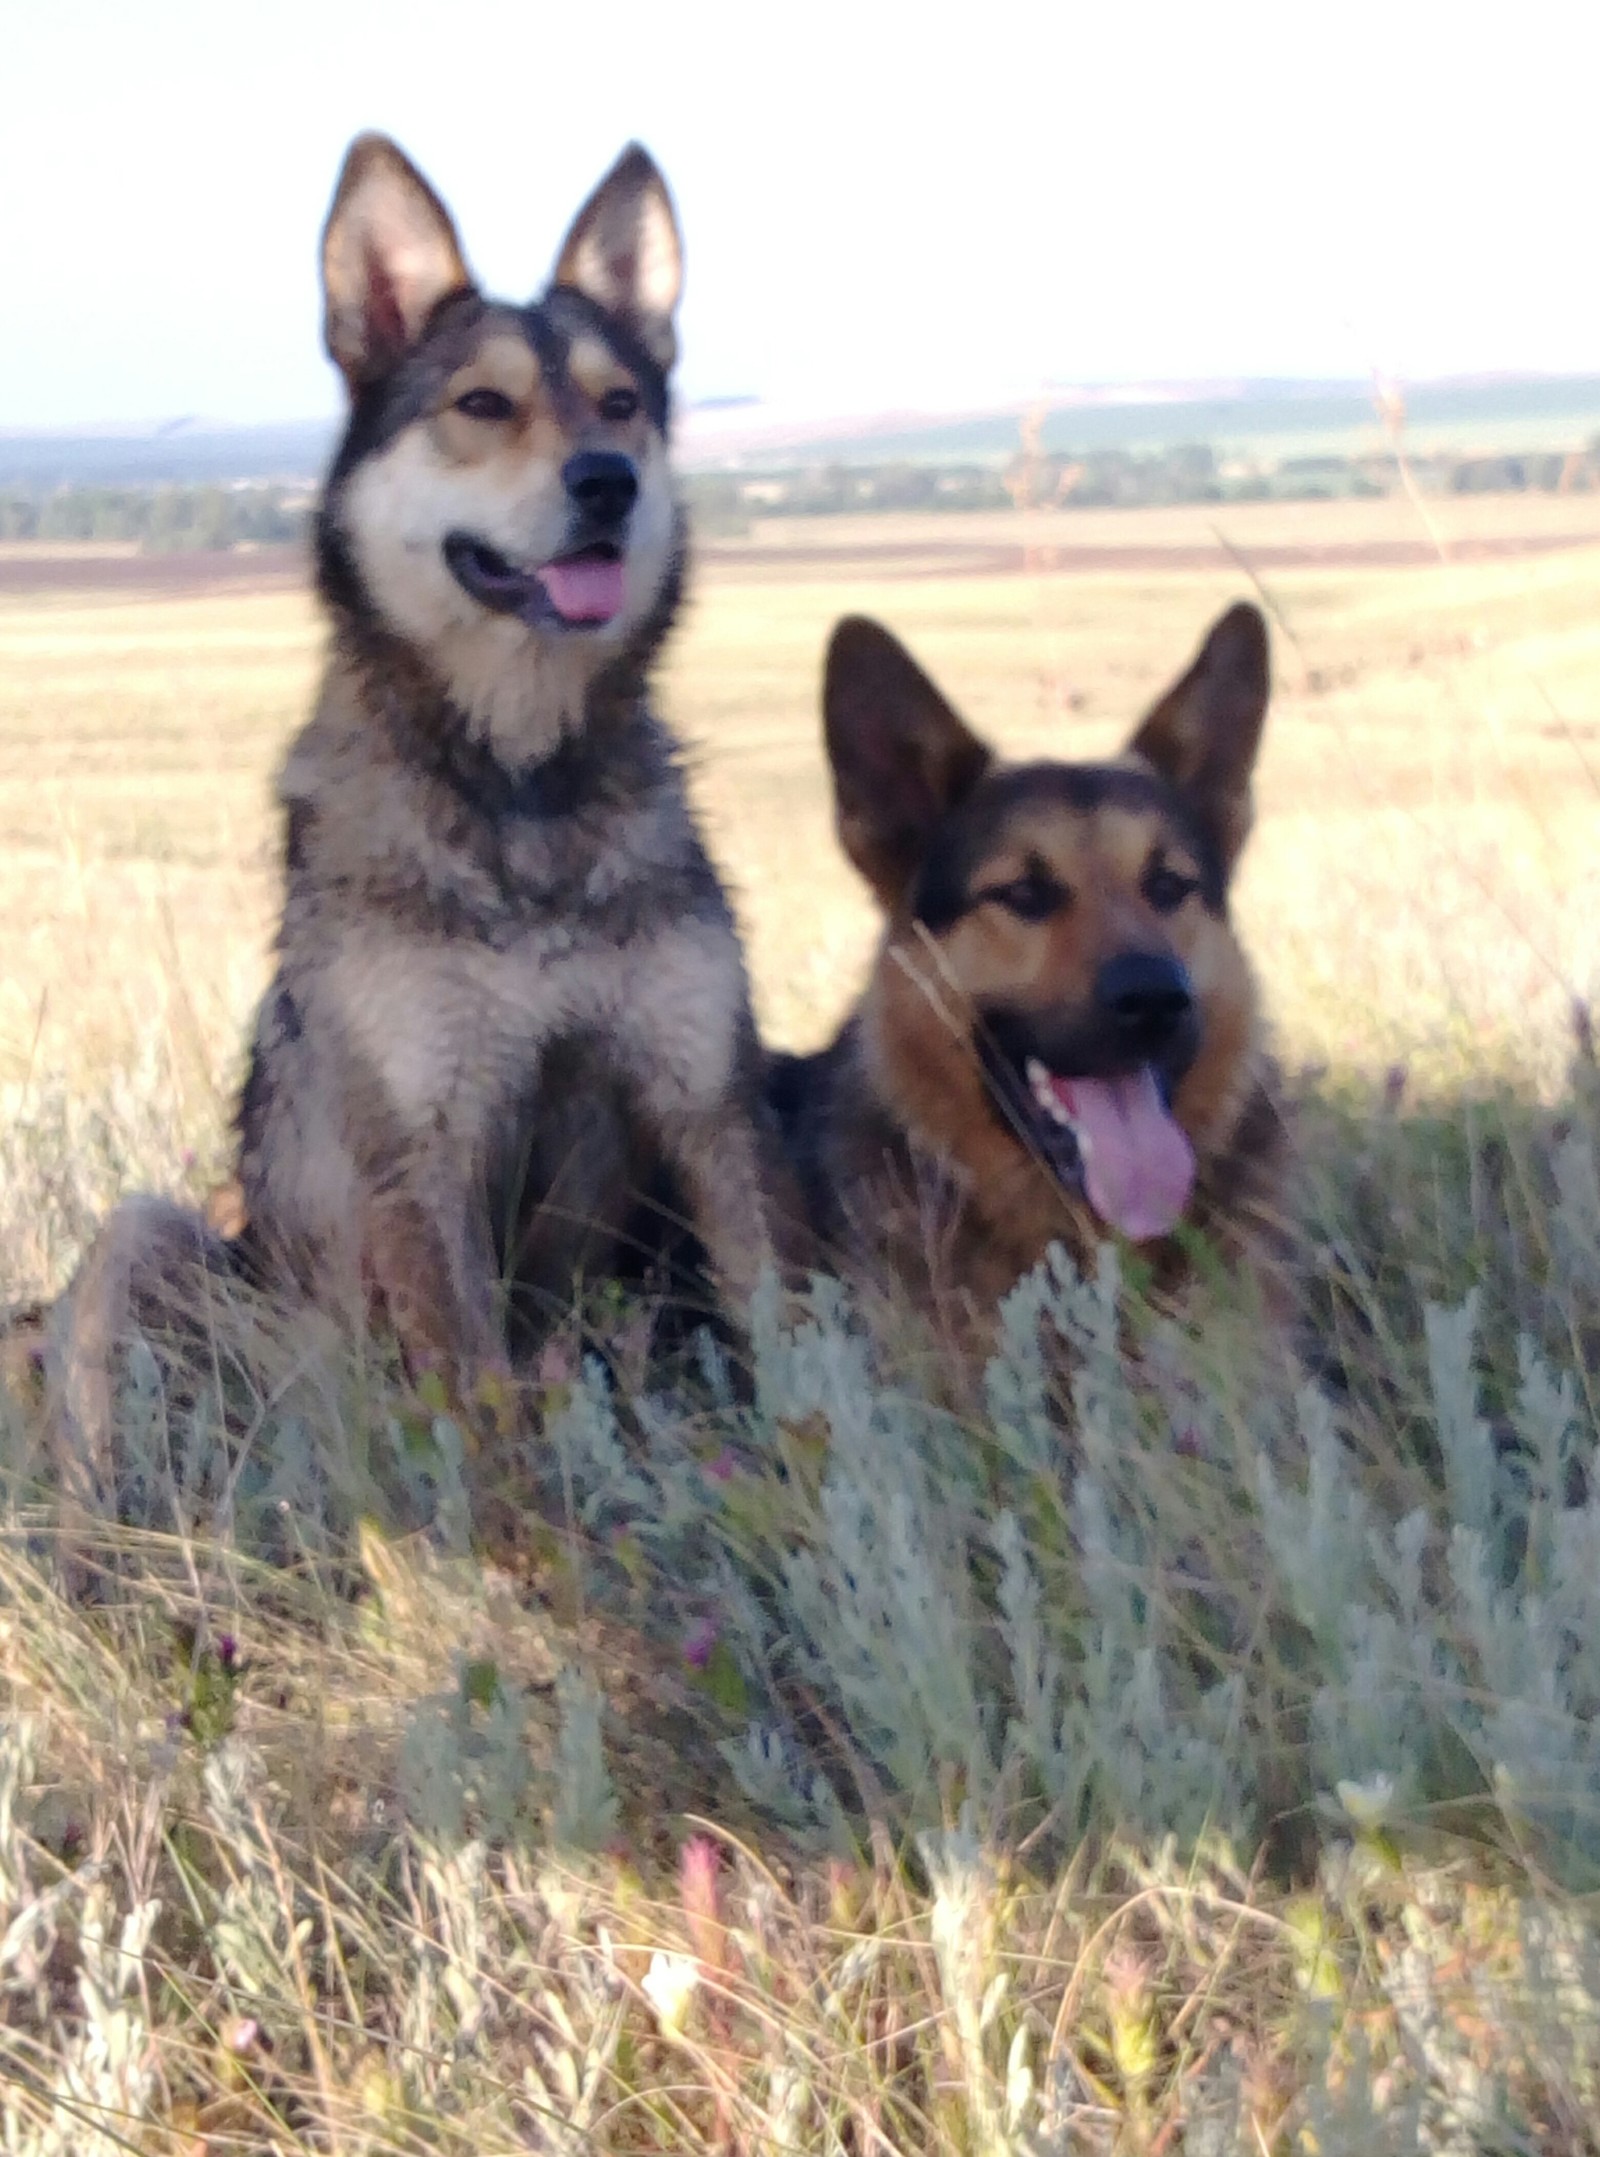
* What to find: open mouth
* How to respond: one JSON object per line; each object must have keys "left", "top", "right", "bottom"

{"left": 442, "top": 533, "right": 626, "bottom": 628}
{"left": 1016, "top": 1056, "right": 1196, "bottom": 1243}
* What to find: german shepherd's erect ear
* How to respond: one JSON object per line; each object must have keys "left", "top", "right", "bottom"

{"left": 321, "top": 134, "right": 473, "bottom": 389}
{"left": 823, "top": 616, "right": 993, "bottom": 909}
{"left": 1126, "top": 601, "right": 1270, "bottom": 881}
{"left": 554, "top": 144, "right": 683, "bottom": 370}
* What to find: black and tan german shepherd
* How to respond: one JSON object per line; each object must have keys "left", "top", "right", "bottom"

{"left": 769, "top": 604, "right": 1285, "bottom": 1343}
{"left": 51, "top": 133, "right": 783, "bottom": 1499}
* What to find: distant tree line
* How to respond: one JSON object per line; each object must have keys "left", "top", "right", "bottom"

{"left": 0, "top": 484, "right": 309, "bottom": 551}
{"left": 5, "top": 442, "right": 1600, "bottom": 556}
{"left": 683, "top": 463, "right": 1013, "bottom": 530}
{"left": 685, "top": 435, "right": 1600, "bottom": 530}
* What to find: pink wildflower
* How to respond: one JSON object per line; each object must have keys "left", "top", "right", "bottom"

{"left": 679, "top": 1834, "right": 727, "bottom": 1978}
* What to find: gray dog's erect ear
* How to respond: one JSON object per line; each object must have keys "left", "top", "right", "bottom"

{"left": 823, "top": 617, "right": 994, "bottom": 911}
{"left": 553, "top": 144, "right": 682, "bottom": 370}
{"left": 1126, "top": 601, "right": 1271, "bottom": 881}
{"left": 321, "top": 134, "right": 473, "bottom": 389}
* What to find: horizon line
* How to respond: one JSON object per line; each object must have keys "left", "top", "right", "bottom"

{"left": 8, "top": 367, "right": 1600, "bottom": 443}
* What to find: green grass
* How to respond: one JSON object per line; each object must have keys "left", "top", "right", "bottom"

{"left": 4, "top": 502, "right": 1600, "bottom": 2151}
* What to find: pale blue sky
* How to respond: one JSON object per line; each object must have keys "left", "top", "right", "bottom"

{"left": 2, "top": 0, "right": 1596, "bottom": 428}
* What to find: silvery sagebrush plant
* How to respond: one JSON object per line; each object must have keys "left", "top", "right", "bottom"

{"left": 333, "top": 1193, "right": 1600, "bottom": 1873}
{"left": 734, "top": 1206, "right": 1600, "bottom": 1867}
{"left": 1261, "top": 1281, "right": 1600, "bottom": 1877}
{"left": 203, "top": 1733, "right": 315, "bottom": 2027}
{"left": 0, "top": 1717, "right": 162, "bottom": 2157}
{"left": 672, "top": 1244, "right": 1257, "bottom": 1847}
{"left": 396, "top": 1656, "right": 619, "bottom": 1855}
{"left": 5, "top": 1120, "right": 1599, "bottom": 1883}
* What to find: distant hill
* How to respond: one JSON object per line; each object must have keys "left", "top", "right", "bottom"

{"left": 677, "top": 375, "right": 1600, "bottom": 470}
{"left": 0, "top": 420, "right": 335, "bottom": 489}
{"left": 5, "top": 375, "right": 1600, "bottom": 489}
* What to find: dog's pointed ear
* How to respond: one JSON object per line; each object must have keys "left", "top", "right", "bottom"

{"left": 824, "top": 617, "right": 993, "bottom": 910}
{"left": 1126, "top": 601, "right": 1270, "bottom": 881}
{"left": 322, "top": 134, "right": 473, "bottom": 390}
{"left": 553, "top": 143, "right": 682, "bottom": 370}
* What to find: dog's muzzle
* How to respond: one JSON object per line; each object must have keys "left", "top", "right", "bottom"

{"left": 442, "top": 451, "right": 642, "bottom": 630}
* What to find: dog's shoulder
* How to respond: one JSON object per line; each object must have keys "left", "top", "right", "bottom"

{"left": 767, "top": 1019, "right": 903, "bottom": 1252}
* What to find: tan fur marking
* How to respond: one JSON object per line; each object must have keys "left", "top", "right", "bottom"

{"left": 440, "top": 334, "right": 543, "bottom": 424}
{"left": 567, "top": 335, "right": 634, "bottom": 402}
{"left": 935, "top": 806, "right": 1214, "bottom": 1012}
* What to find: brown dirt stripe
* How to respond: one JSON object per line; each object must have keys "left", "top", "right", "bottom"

{"left": 2, "top": 527, "right": 1597, "bottom": 601}
{"left": 0, "top": 546, "right": 307, "bottom": 597}
{"left": 699, "top": 532, "right": 1600, "bottom": 577}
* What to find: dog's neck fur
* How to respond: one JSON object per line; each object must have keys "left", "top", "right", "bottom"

{"left": 790, "top": 1001, "right": 1049, "bottom": 1340}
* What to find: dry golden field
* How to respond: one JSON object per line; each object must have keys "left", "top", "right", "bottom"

{"left": 1, "top": 490, "right": 1598, "bottom": 1304}
{"left": 5, "top": 495, "right": 1600, "bottom": 2152}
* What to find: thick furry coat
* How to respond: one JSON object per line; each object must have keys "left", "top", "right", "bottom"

{"left": 51, "top": 135, "right": 781, "bottom": 1520}
{"left": 232, "top": 135, "right": 781, "bottom": 1372}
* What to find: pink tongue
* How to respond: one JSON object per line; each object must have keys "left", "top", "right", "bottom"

{"left": 1051, "top": 1067, "right": 1196, "bottom": 1241}
{"left": 538, "top": 555, "right": 625, "bottom": 624}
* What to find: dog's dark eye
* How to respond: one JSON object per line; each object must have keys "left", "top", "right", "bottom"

{"left": 598, "top": 386, "right": 640, "bottom": 422}
{"left": 983, "top": 871, "right": 1067, "bottom": 922}
{"left": 454, "top": 387, "right": 516, "bottom": 422}
{"left": 1144, "top": 862, "right": 1199, "bottom": 914}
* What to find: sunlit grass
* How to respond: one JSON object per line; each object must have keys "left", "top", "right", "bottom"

{"left": 3, "top": 502, "right": 1600, "bottom": 2150}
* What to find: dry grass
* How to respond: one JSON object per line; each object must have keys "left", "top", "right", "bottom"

{"left": 3, "top": 498, "right": 1600, "bottom": 2151}
{"left": 673, "top": 524, "right": 1600, "bottom": 1085}
{"left": 3, "top": 493, "right": 1597, "bottom": 1255}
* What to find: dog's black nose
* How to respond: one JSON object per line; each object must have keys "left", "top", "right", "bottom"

{"left": 562, "top": 451, "right": 638, "bottom": 522}
{"left": 1095, "top": 953, "right": 1193, "bottom": 1046}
